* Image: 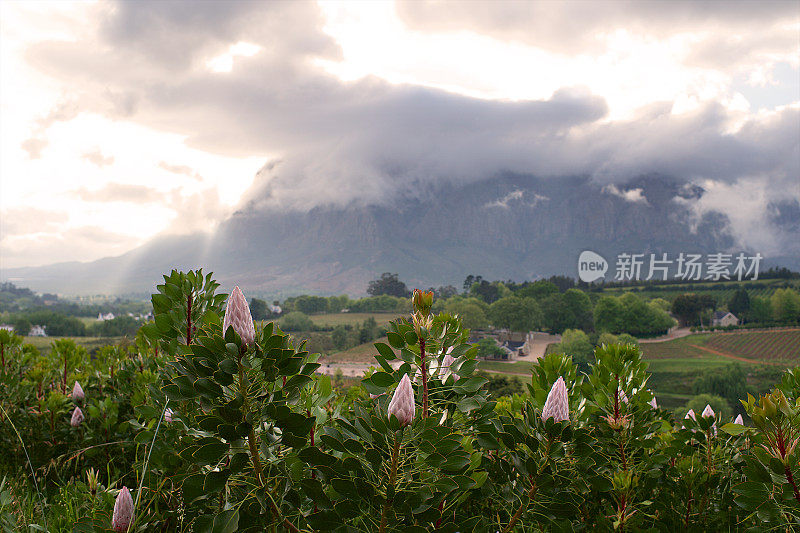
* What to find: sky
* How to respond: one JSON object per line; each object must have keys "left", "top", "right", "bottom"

{"left": 0, "top": 0, "right": 798, "bottom": 269}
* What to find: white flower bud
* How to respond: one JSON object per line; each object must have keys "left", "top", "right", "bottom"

{"left": 164, "top": 408, "right": 173, "bottom": 423}
{"left": 112, "top": 486, "right": 134, "bottom": 532}
{"left": 440, "top": 346, "right": 458, "bottom": 383}
{"left": 388, "top": 374, "right": 415, "bottom": 427}
{"left": 734, "top": 414, "right": 744, "bottom": 425}
{"left": 618, "top": 389, "right": 628, "bottom": 404}
{"left": 71, "top": 406, "right": 84, "bottom": 427}
{"left": 701, "top": 404, "right": 715, "bottom": 418}
{"left": 223, "top": 286, "right": 256, "bottom": 346}
{"left": 649, "top": 397, "right": 658, "bottom": 409}
{"left": 541, "top": 376, "right": 569, "bottom": 423}
{"left": 72, "top": 381, "right": 84, "bottom": 402}
{"left": 685, "top": 409, "right": 696, "bottom": 421}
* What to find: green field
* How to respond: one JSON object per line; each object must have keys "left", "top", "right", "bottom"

{"left": 641, "top": 329, "right": 800, "bottom": 363}
{"left": 22, "top": 335, "right": 124, "bottom": 355}
{"left": 308, "top": 312, "right": 404, "bottom": 328}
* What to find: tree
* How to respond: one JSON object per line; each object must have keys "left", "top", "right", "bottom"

{"left": 671, "top": 294, "right": 703, "bottom": 326}
{"left": 728, "top": 289, "right": 750, "bottom": 319}
{"left": 563, "top": 289, "right": 594, "bottom": 332}
{"left": 474, "top": 338, "right": 506, "bottom": 359}
{"left": 250, "top": 298, "right": 269, "bottom": 320}
{"left": 470, "top": 280, "right": 501, "bottom": 304}
{"left": 279, "top": 311, "right": 315, "bottom": 331}
{"left": 771, "top": 288, "right": 800, "bottom": 324}
{"left": 693, "top": 364, "right": 746, "bottom": 407}
{"left": 445, "top": 299, "right": 489, "bottom": 329}
{"left": 516, "top": 280, "right": 559, "bottom": 300}
{"left": 555, "top": 329, "right": 594, "bottom": 365}
{"left": 367, "top": 273, "right": 410, "bottom": 298}
{"left": 594, "top": 296, "right": 625, "bottom": 333}
{"left": 489, "top": 296, "right": 542, "bottom": 332}
{"left": 748, "top": 296, "right": 773, "bottom": 324}
{"left": 332, "top": 326, "right": 349, "bottom": 350}
{"left": 13, "top": 316, "right": 31, "bottom": 336}
{"left": 294, "top": 295, "right": 330, "bottom": 314}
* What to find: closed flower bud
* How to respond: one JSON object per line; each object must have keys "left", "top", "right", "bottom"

{"left": 541, "top": 376, "right": 569, "bottom": 423}
{"left": 649, "top": 397, "right": 658, "bottom": 409}
{"left": 388, "top": 374, "right": 415, "bottom": 427}
{"left": 618, "top": 389, "right": 628, "bottom": 404}
{"left": 223, "top": 286, "right": 256, "bottom": 346}
{"left": 440, "top": 346, "right": 458, "bottom": 383}
{"left": 164, "top": 408, "right": 173, "bottom": 423}
{"left": 734, "top": 414, "right": 743, "bottom": 425}
{"left": 72, "top": 381, "right": 84, "bottom": 402}
{"left": 412, "top": 289, "right": 434, "bottom": 316}
{"left": 112, "top": 486, "right": 134, "bottom": 532}
{"left": 701, "top": 404, "right": 715, "bottom": 418}
{"left": 685, "top": 409, "right": 696, "bottom": 421}
{"left": 71, "top": 406, "right": 84, "bottom": 427}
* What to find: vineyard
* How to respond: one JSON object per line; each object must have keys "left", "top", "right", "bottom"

{"left": 704, "top": 328, "right": 800, "bottom": 362}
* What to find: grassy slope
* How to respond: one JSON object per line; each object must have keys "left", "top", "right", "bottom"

{"left": 23, "top": 336, "right": 124, "bottom": 356}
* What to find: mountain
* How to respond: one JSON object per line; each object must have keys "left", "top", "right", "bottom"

{"left": 3, "top": 174, "right": 793, "bottom": 296}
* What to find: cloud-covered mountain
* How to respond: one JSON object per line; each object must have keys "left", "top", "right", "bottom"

{"left": 5, "top": 173, "right": 797, "bottom": 296}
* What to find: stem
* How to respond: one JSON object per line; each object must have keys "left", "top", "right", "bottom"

{"left": 237, "top": 351, "right": 299, "bottom": 533}
{"left": 684, "top": 491, "right": 692, "bottom": 531}
{"left": 786, "top": 465, "right": 800, "bottom": 504}
{"left": 419, "top": 337, "right": 429, "bottom": 418}
{"left": 379, "top": 431, "right": 403, "bottom": 533}
{"left": 502, "top": 437, "right": 552, "bottom": 533}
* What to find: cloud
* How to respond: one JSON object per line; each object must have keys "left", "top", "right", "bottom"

{"left": 82, "top": 149, "right": 114, "bottom": 167}
{"left": 484, "top": 189, "right": 549, "bottom": 209}
{"left": 20, "top": 98, "right": 80, "bottom": 159}
{"left": 16, "top": 0, "right": 800, "bottom": 256}
{"left": 158, "top": 161, "right": 203, "bottom": 181}
{"left": 603, "top": 185, "right": 648, "bottom": 205}
{"left": 0, "top": 208, "right": 69, "bottom": 237}
{"left": 396, "top": 1, "right": 799, "bottom": 66}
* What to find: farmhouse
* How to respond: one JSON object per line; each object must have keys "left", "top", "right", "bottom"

{"left": 29, "top": 325, "right": 47, "bottom": 337}
{"left": 712, "top": 311, "right": 739, "bottom": 327}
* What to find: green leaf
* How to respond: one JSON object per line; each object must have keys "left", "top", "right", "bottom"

{"left": 374, "top": 342, "right": 396, "bottom": 360}
{"left": 370, "top": 371, "right": 396, "bottom": 387}
{"left": 386, "top": 331, "right": 405, "bottom": 349}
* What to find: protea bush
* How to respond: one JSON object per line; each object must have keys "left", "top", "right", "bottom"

{"left": 2, "top": 268, "right": 799, "bottom": 531}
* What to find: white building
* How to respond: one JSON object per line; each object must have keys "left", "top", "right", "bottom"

{"left": 29, "top": 325, "right": 47, "bottom": 337}
{"left": 711, "top": 311, "right": 739, "bottom": 327}
{"left": 0, "top": 324, "right": 14, "bottom": 332}
{"left": 97, "top": 312, "right": 116, "bottom": 321}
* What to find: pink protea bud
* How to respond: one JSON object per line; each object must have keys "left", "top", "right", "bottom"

{"left": 685, "top": 409, "right": 696, "bottom": 421}
{"left": 649, "top": 397, "right": 658, "bottom": 409}
{"left": 440, "top": 346, "right": 458, "bottom": 383}
{"left": 541, "top": 377, "right": 569, "bottom": 423}
{"left": 112, "top": 486, "right": 134, "bottom": 532}
{"left": 71, "top": 406, "right": 84, "bottom": 427}
{"left": 618, "top": 389, "right": 628, "bottom": 404}
{"left": 388, "top": 374, "right": 415, "bottom": 427}
{"left": 164, "top": 408, "right": 173, "bottom": 423}
{"left": 701, "top": 404, "right": 715, "bottom": 418}
{"left": 72, "top": 381, "right": 85, "bottom": 402}
{"left": 734, "top": 414, "right": 743, "bottom": 425}
{"left": 223, "top": 286, "right": 256, "bottom": 346}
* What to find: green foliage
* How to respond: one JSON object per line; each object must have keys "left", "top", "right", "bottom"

{"left": 693, "top": 363, "right": 747, "bottom": 409}
{"left": 555, "top": 329, "right": 594, "bottom": 366}
{"left": 488, "top": 296, "right": 541, "bottom": 332}
{"left": 249, "top": 297, "right": 269, "bottom": 320}
{"left": 539, "top": 288, "right": 593, "bottom": 334}
{"left": 474, "top": 338, "right": 506, "bottom": 359}
{"left": 444, "top": 297, "right": 489, "bottom": 329}
{"left": 279, "top": 311, "right": 315, "bottom": 331}
{"left": 728, "top": 288, "right": 751, "bottom": 317}
{"left": 514, "top": 279, "right": 559, "bottom": 299}
{"left": 771, "top": 287, "right": 800, "bottom": 324}
{"left": 367, "top": 272, "right": 410, "bottom": 298}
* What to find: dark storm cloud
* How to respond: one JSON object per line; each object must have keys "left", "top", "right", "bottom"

{"left": 21, "top": 0, "right": 800, "bottom": 225}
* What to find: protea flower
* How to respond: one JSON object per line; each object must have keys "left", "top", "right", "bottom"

{"left": 440, "top": 346, "right": 458, "bottom": 383}
{"left": 222, "top": 286, "right": 256, "bottom": 346}
{"left": 734, "top": 414, "right": 744, "bottom": 425}
{"left": 618, "top": 389, "right": 628, "bottom": 404}
{"left": 112, "top": 486, "right": 134, "bottom": 532}
{"left": 649, "top": 397, "right": 658, "bottom": 409}
{"left": 388, "top": 374, "right": 415, "bottom": 427}
{"left": 541, "top": 377, "right": 569, "bottom": 423}
{"left": 72, "top": 381, "right": 84, "bottom": 402}
{"left": 685, "top": 409, "right": 696, "bottom": 421}
{"left": 164, "top": 408, "right": 173, "bottom": 423}
{"left": 702, "top": 404, "right": 717, "bottom": 435}
{"left": 71, "top": 406, "right": 84, "bottom": 427}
